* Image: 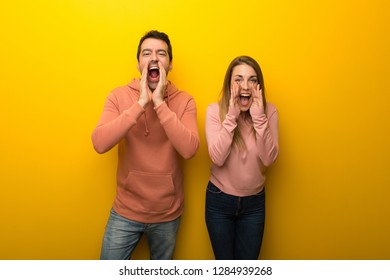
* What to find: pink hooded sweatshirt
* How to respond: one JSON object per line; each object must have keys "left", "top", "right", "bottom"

{"left": 92, "top": 78, "right": 199, "bottom": 223}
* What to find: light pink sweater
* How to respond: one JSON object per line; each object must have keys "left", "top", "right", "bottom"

{"left": 206, "top": 102, "right": 279, "bottom": 196}
{"left": 92, "top": 79, "right": 199, "bottom": 223}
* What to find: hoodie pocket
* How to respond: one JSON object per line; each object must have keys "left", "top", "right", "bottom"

{"left": 124, "top": 170, "right": 175, "bottom": 213}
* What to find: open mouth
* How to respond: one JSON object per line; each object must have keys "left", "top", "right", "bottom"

{"left": 148, "top": 65, "right": 160, "bottom": 82}
{"left": 239, "top": 94, "right": 252, "bottom": 107}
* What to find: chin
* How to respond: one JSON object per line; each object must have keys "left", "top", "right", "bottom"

{"left": 148, "top": 82, "right": 158, "bottom": 91}
{"left": 239, "top": 105, "right": 251, "bottom": 112}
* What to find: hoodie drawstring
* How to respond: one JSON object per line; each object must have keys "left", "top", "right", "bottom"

{"left": 143, "top": 113, "right": 149, "bottom": 136}
{"left": 166, "top": 90, "right": 170, "bottom": 107}
{"left": 142, "top": 87, "right": 171, "bottom": 137}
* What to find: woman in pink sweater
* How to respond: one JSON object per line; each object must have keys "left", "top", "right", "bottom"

{"left": 205, "top": 56, "right": 279, "bottom": 259}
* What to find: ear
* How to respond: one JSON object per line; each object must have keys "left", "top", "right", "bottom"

{"left": 168, "top": 62, "right": 173, "bottom": 72}
{"left": 136, "top": 62, "right": 141, "bottom": 72}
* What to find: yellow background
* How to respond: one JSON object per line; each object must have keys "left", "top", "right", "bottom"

{"left": 1, "top": 0, "right": 389, "bottom": 259}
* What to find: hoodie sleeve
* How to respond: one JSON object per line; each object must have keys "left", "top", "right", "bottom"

{"left": 91, "top": 92, "right": 145, "bottom": 154}
{"left": 154, "top": 98, "right": 200, "bottom": 159}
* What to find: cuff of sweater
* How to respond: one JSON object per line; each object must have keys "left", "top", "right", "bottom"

{"left": 250, "top": 106, "right": 265, "bottom": 116}
{"left": 250, "top": 107, "right": 268, "bottom": 125}
{"left": 154, "top": 101, "right": 173, "bottom": 123}
{"left": 224, "top": 111, "right": 238, "bottom": 133}
{"left": 123, "top": 102, "right": 145, "bottom": 123}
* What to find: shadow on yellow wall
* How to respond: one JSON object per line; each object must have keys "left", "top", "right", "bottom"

{"left": 1, "top": 0, "right": 390, "bottom": 259}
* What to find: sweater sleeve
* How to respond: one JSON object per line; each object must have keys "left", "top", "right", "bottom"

{"left": 206, "top": 104, "right": 238, "bottom": 167}
{"left": 91, "top": 93, "right": 145, "bottom": 154}
{"left": 154, "top": 99, "right": 200, "bottom": 159}
{"left": 250, "top": 105, "right": 279, "bottom": 167}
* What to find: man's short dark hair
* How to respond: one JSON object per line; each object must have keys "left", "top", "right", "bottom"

{"left": 137, "top": 30, "right": 172, "bottom": 62}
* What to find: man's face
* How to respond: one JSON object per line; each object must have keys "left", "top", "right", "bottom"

{"left": 137, "top": 38, "right": 172, "bottom": 90}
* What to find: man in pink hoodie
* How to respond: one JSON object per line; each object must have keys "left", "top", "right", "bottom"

{"left": 92, "top": 30, "right": 200, "bottom": 260}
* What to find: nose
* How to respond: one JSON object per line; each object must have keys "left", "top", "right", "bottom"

{"left": 151, "top": 52, "right": 158, "bottom": 61}
{"left": 242, "top": 80, "right": 249, "bottom": 90}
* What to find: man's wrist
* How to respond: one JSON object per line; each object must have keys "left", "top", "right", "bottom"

{"left": 153, "top": 100, "right": 165, "bottom": 108}
{"left": 153, "top": 98, "right": 164, "bottom": 107}
{"left": 138, "top": 100, "right": 148, "bottom": 109}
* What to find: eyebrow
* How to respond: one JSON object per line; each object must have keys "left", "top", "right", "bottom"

{"left": 141, "top": 48, "right": 167, "bottom": 54}
{"left": 233, "top": 75, "right": 257, "bottom": 78}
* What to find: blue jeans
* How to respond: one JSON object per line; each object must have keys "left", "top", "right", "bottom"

{"left": 100, "top": 208, "right": 180, "bottom": 260}
{"left": 205, "top": 181, "right": 265, "bottom": 260}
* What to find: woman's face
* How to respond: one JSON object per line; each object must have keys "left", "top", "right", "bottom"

{"left": 231, "top": 64, "right": 258, "bottom": 111}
